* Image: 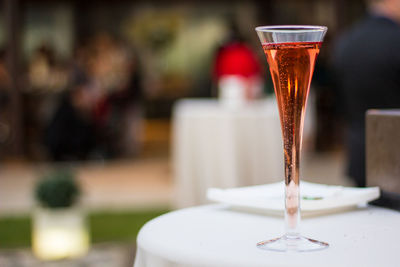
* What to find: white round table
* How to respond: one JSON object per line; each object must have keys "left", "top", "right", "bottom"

{"left": 134, "top": 204, "right": 400, "bottom": 267}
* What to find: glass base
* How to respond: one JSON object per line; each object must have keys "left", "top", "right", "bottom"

{"left": 257, "top": 235, "right": 329, "bottom": 252}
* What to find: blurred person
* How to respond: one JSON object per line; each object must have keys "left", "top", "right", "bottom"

{"left": 44, "top": 70, "right": 98, "bottom": 161}
{"left": 332, "top": 0, "right": 400, "bottom": 187}
{"left": 0, "top": 49, "right": 10, "bottom": 104}
{"left": 28, "top": 43, "right": 69, "bottom": 92}
{"left": 105, "top": 52, "right": 143, "bottom": 157}
{"left": 0, "top": 50, "right": 11, "bottom": 146}
{"left": 45, "top": 33, "right": 143, "bottom": 160}
{"left": 28, "top": 44, "right": 55, "bottom": 90}
{"left": 212, "top": 20, "right": 263, "bottom": 101}
{"left": 0, "top": 49, "right": 10, "bottom": 89}
{"left": 86, "top": 33, "right": 143, "bottom": 157}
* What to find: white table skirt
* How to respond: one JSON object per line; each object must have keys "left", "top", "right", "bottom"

{"left": 172, "top": 98, "right": 285, "bottom": 208}
{"left": 134, "top": 204, "right": 400, "bottom": 267}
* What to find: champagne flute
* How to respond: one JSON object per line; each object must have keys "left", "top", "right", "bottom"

{"left": 255, "top": 25, "right": 328, "bottom": 252}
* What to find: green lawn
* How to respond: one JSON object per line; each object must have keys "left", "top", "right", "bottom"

{"left": 0, "top": 209, "right": 169, "bottom": 249}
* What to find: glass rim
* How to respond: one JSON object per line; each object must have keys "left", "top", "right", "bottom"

{"left": 255, "top": 25, "right": 327, "bottom": 33}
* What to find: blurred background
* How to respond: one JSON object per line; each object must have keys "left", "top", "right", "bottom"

{"left": 0, "top": 0, "right": 370, "bottom": 266}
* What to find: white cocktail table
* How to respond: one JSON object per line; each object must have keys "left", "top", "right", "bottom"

{"left": 134, "top": 204, "right": 400, "bottom": 267}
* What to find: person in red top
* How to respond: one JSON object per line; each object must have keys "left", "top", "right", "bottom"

{"left": 214, "top": 42, "right": 261, "bottom": 79}
{"left": 213, "top": 22, "right": 262, "bottom": 100}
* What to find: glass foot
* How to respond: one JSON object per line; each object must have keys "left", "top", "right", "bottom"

{"left": 257, "top": 235, "right": 329, "bottom": 252}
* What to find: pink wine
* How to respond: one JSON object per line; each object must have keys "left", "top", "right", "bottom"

{"left": 263, "top": 42, "right": 321, "bottom": 229}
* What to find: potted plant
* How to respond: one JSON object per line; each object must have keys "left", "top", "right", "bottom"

{"left": 32, "top": 169, "right": 89, "bottom": 260}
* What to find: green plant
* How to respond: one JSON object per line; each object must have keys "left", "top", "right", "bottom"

{"left": 35, "top": 169, "right": 80, "bottom": 208}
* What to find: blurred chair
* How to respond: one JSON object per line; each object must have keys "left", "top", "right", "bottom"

{"left": 367, "top": 109, "right": 400, "bottom": 210}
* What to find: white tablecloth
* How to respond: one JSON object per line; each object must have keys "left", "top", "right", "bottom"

{"left": 172, "top": 99, "right": 285, "bottom": 208}
{"left": 134, "top": 204, "right": 400, "bottom": 267}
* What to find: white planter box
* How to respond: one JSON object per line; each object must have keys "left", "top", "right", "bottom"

{"left": 32, "top": 207, "right": 90, "bottom": 260}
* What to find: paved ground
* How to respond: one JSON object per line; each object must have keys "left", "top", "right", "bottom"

{"left": 0, "top": 158, "right": 173, "bottom": 216}
{"left": 0, "top": 243, "right": 135, "bottom": 267}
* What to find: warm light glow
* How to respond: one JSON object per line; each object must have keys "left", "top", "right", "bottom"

{"left": 32, "top": 208, "right": 90, "bottom": 260}
{"left": 33, "top": 227, "right": 89, "bottom": 260}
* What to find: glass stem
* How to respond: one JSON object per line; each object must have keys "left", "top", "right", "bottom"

{"left": 283, "top": 124, "right": 302, "bottom": 238}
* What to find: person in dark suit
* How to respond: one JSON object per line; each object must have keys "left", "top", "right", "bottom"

{"left": 333, "top": 0, "right": 400, "bottom": 187}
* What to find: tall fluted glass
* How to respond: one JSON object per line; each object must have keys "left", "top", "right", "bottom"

{"left": 255, "top": 25, "right": 328, "bottom": 252}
